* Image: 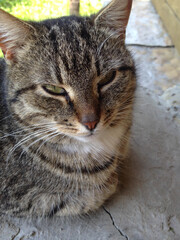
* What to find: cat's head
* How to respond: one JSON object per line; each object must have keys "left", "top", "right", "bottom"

{"left": 0, "top": 0, "right": 136, "bottom": 144}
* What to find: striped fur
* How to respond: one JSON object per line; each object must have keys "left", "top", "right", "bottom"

{"left": 0, "top": 0, "right": 136, "bottom": 217}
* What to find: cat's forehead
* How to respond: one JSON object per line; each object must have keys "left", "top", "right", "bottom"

{"left": 35, "top": 16, "right": 132, "bottom": 86}
{"left": 42, "top": 17, "right": 97, "bottom": 85}
{"left": 41, "top": 16, "right": 125, "bottom": 63}
{"left": 46, "top": 17, "right": 95, "bottom": 53}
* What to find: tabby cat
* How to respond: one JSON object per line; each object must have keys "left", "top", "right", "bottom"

{"left": 0, "top": 0, "right": 136, "bottom": 217}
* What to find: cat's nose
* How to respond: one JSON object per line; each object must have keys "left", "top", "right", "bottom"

{"left": 80, "top": 112, "right": 99, "bottom": 131}
{"left": 82, "top": 120, "right": 98, "bottom": 131}
{"left": 78, "top": 103, "right": 100, "bottom": 131}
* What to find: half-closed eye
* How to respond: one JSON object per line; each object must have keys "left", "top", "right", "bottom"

{"left": 98, "top": 70, "right": 116, "bottom": 89}
{"left": 42, "top": 85, "right": 67, "bottom": 96}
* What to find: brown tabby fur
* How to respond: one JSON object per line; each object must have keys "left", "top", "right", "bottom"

{"left": 0, "top": 0, "right": 136, "bottom": 217}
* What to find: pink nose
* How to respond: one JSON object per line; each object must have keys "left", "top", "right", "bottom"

{"left": 82, "top": 121, "right": 98, "bottom": 131}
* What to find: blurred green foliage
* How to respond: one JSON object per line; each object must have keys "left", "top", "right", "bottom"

{"left": 0, "top": 0, "right": 102, "bottom": 57}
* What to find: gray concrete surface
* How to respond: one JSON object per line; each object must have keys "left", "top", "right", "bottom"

{"left": 126, "top": 0, "right": 172, "bottom": 46}
{"left": 126, "top": 0, "right": 180, "bottom": 125}
{"left": 1, "top": 0, "right": 180, "bottom": 239}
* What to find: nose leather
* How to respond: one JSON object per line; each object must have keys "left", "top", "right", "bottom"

{"left": 82, "top": 120, "right": 98, "bottom": 131}
{"left": 77, "top": 100, "right": 100, "bottom": 131}
{"left": 80, "top": 110, "right": 100, "bottom": 131}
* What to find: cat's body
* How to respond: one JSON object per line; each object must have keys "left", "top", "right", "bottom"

{"left": 0, "top": 0, "right": 136, "bottom": 217}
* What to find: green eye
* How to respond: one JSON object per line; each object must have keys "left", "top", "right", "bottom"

{"left": 98, "top": 71, "right": 116, "bottom": 89}
{"left": 42, "top": 85, "right": 67, "bottom": 96}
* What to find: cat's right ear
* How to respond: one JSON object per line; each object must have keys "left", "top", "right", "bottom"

{"left": 94, "top": 0, "right": 132, "bottom": 41}
{"left": 0, "top": 9, "right": 35, "bottom": 62}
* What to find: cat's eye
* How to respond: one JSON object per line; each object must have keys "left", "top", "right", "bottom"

{"left": 98, "top": 71, "right": 116, "bottom": 89}
{"left": 42, "top": 85, "right": 67, "bottom": 96}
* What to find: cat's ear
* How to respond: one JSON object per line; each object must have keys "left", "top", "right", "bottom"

{"left": 94, "top": 0, "right": 132, "bottom": 40}
{"left": 0, "top": 9, "right": 35, "bottom": 61}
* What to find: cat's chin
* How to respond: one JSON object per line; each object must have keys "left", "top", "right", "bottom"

{"left": 73, "top": 133, "right": 96, "bottom": 143}
{"left": 68, "top": 124, "right": 125, "bottom": 155}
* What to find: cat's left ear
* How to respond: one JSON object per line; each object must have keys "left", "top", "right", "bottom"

{"left": 94, "top": 0, "right": 132, "bottom": 41}
{"left": 0, "top": 9, "right": 35, "bottom": 61}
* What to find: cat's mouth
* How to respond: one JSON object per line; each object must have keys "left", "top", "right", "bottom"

{"left": 73, "top": 132, "right": 97, "bottom": 142}
{"left": 85, "top": 132, "right": 94, "bottom": 137}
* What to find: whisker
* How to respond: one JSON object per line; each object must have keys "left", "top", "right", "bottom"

{"left": 96, "top": 30, "right": 124, "bottom": 56}
{"left": 18, "top": 131, "right": 60, "bottom": 160}
{"left": 0, "top": 114, "right": 12, "bottom": 123}
{"left": 0, "top": 122, "right": 57, "bottom": 139}
{"left": 6, "top": 129, "right": 50, "bottom": 162}
{"left": 35, "top": 132, "right": 66, "bottom": 156}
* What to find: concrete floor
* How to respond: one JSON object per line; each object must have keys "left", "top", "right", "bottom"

{"left": 1, "top": 0, "right": 180, "bottom": 239}
{"left": 126, "top": 0, "right": 180, "bottom": 125}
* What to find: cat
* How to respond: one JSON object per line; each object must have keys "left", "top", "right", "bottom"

{"left": 0, "top": 0, "right": 136, "bottom": 217}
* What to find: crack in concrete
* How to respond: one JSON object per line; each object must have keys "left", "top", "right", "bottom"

{"left": 103, "top": 206, "right": 129, "bottom": 240}
{"left": 11, "top": 228, "right": 20, "bottom": 240}
{"left": 167, "top": 216, "right": 175, "bottom": 235}
{"left": 126, "top": 43, "right": 175, "bottom": 48}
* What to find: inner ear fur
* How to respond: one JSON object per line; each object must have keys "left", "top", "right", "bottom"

{"left": 0, "top": 9, "right": 35, "bottom": 60}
